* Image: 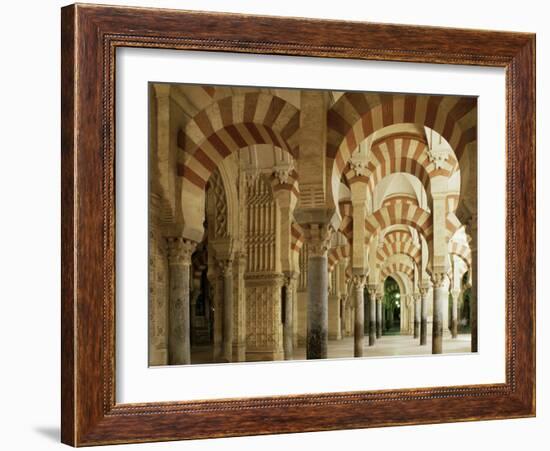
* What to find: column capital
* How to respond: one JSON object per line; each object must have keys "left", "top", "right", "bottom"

{"left": 217, "top": 258, "right": 234, "bottom": 277}
{"left": 272, "top": 161, "right": 295, "bottom": 185}
{"left": 165, "top": 237, "right": 196, "bottom": 266}
{"left": 430, "top": 272, "right": 448, "bottom": 288}
{"left": 302, "top": 223, "right": 335, "bottom": 257}
{"left": 283, "top": 271, "right": 299, "bottom": 287}
{"left": 351, "top": 273, "right": 367, "bottom": 289}
{"left": 366, "top": 283, "right": 378, "bottom": 296}
{"left": 419, "top": 281, "right": 431, "bottom": 295}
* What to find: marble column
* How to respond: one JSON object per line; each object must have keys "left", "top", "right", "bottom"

{"left": 469, "top": 218, "right": 478, "bottom": 352}
{"left": 166, "top": 237, "right": 196, "bottom": 365}
{"left": 307, "top": 253, "right": 328, "bottom": 359}
{"left": 431, "top": 273, "right": 447, "bottom": 354}
{"left": 420, "top": 285, "right": 429, "bottom": 346}
{"left": 352, "top": 274, "right": 366, "bottom": 357}
{"left": 283, "top": 272, "right": 297, "bottom": 360}
{"left": 413, "top": 293, "right": 421, "bottom": 339}
{"left": 367, "top": 286, "right": 377, "bottom": 346}
{"left": 450, "top": 289, "right": 460, "bottom": 339}
{"left": 304, "top": 224, "right": 333, "bottom": 359}
{"left": 219, "top": 259, "right": 234, "bottom": 363}
{"left": 340, "top": 295, "right": 347, "bottom": 339}
{"left": 363, "top": 287, "right": 370, "bottom": 335}
{"left": 376, "top": 293, "right": 383, "bottom": 338}
{"left": 234, "top": 252, "right": 247, "bottom": 361}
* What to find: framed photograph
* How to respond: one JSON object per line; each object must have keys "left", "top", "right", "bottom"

{"left": 61, "top": 3, "right": 535, "bottom": 446}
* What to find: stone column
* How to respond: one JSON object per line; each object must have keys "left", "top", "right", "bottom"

{"left": 219, "top": 259, "right": 234, "bottom": 363}
{"left": 166, "top": 237, "right": 196, "bottom": 365}
{"left": 340, "top": 295, "right": 347, "bottom": 338}
{"left": 450, "top": 289, "right": 460, "bottom": 339}
{"left": 307, "top": 252, "right": 328, "bottom": 359}
{"left": 363, "top": 287, "right": 369, "bottom": 335}
{"left": 468, "top": 215, "right": 478, "bottom": 352}
{"left": 376, "top": 293, "right": 383, "bottom": 338}
{"left": 283, "top": 272, "right": 297, "bottom": 360}
{"left": 352, "top": 274, "right": 366, "bottom": 357}
{"left": 413, "top": 292, "right": 421, "bottom": 339}
{"left": 367, "top": 285, "right": 377, "bottom": 346}
{"left": 431, "top": 273, "right": 447, "bottom": 354}
{"left": 234, "top": 252, "right": 247, "bottom": 361}
{"left": 419, "top": 284, "right": 429, "bottom": 346}
{"left": 303, "top": 223, "right": 333, "bottom": 360}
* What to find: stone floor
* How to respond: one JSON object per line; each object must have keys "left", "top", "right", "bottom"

{"left": 190, "top": 333, "right": 472, "bottom": 365}
{"left": 294, "top": 333, "right": 471, "bottom": 359}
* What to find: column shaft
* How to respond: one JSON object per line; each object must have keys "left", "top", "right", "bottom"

{"left": 283, "top": 275, "right": 295, "bottom": 360}
{"left": 414, "top": 294, "right": 421, "bottom": 339}
{"left": 420, "top": 289, "right": 429, "bottom": 346}
{"left": 166, "top": 237, "right": 195, "bottom": 365}
{"left": 432, "top": 275, "right": 447, "bottom": 354}
{"left": 471, "top": 247, "right": 478, "bottom": 352}
{"left": 376, "top": 296, "right": 382, "bottom": 338}
{"left": 222, "top": 263, "right": 234, "bottom": 362}
{"left": 368, "top": 288, "right": 376, "bottom": 346}
{"left": 451, "top": 291, "right": 459, "bottom": 339}
{"left": 363, "top": 288, "right": 369, "bottom": 335}
{"left": 353, "top": 278, "right": 365, "bottom": 357}
{"left": 307, "top": 255, "right": 328, "bottom": 359}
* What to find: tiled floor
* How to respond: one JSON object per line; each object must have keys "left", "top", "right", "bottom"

{"left": 190, "top": 333, "right": 472, "bottom": 364}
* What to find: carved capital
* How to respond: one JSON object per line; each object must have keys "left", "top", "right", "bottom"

{"left": 426, "top": 146, "right": 450, "bottom": 169}
{"left": 364, "top": 283, "right": 378, "bottom": 296}
{"left": 217, "top": 259, "right": 234, "bottom": 277}
{"left": 165, "top": 237, "right": 196, "bottom": 266}
{"left": 351, "top": 274, "right": 367, "bottom": 290}
{"left": 430, "top": 272, "right": 448, "bottom": 288}
{"left": 303, "top": 223, "right": 334, "bottom": 257}
{"left": 272, "top": 161, "right": 295, "bottom": 185}
{"left": 418, "top": 281, "right": 431, "bottom": 296}
{"left": 349, "top": 159, "right": 367, "bottom": 178}
{"left": 283, "top": 271, "right": 299, "bottom": 288}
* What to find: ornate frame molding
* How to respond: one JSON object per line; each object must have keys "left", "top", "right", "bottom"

{"left": 61, "top": 4, "right": 535, "bottom": 446}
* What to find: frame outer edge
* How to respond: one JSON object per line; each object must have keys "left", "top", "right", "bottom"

{"left": 514, "top": 34, "right": 536, "bottom": 415}
{"left": 60, "top": 3, "right": 537, "bottom": 446}
{"left": 61, "top": 3, "right": 77, "bottom": 447}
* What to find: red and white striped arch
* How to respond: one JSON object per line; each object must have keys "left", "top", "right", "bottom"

{"left": 365, "top": 200, "right": 434, "bottom": 247}
{"left": 381, "top": 194, "right": 419, "bottom": 209}
{"left": 178, "top": 93, "right": 300, "bottom": 194}
{"left": 338, "top": 200, "right": 353, "bottom": 244}
{"left": 328, "top": 245, "right": 350, "bottom": 272}
{"left": 327, "top": 93, "right": 476, "bottom": 180}
{"left": 290, "top": 222, "right": 304, "bottom": 254}
{"left": 448, "top": 241, "right": 472, "bottom": 268}
{"left": 376, "top": 230, "right": 421, "bottom": 267}
{"left": 343, "top": 135, "right": 459, "bottom": 201}
{"left": 381, "top": 261, "right": 415, "bottom": 281}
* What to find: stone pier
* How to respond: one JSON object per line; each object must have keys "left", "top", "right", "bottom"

{"left": 166, "top": 237, "right": 196, "bottom": 365}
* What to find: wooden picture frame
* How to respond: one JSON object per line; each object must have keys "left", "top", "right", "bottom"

{"left": 61, "top": 3, "right": 535, "bottom": 446}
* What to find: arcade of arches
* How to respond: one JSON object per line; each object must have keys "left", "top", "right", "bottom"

{"left": 148, "top": 83, "right": 478, "bottom": 366}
